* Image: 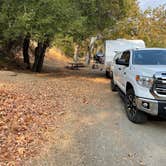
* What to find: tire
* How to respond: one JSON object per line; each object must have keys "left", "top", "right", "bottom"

{"left": 111, "top": 77, "right": 117, "bottom": 92}
{"left": 125, "top": 89, "right": 147, "bottom": 124}
{"left": 110, "top": 71, "right": 113, "bottom": 79}
{"left": 106, "top": 70, "right": 110, "bottom": 78}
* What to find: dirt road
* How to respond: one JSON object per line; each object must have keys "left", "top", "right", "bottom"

{"left": 1, "top": 56, "right": 166, "bottom": 166}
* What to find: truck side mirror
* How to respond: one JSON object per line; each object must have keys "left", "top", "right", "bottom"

{"left": 115, "top": 58, "right": 119, "bottom": 64}
{"left": 116, "top": 59, "right": 129, "bottom": 67}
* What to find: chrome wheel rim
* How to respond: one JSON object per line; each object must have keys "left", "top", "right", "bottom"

{"left": 126, "top": 94, "right": 137, "bottom": 118}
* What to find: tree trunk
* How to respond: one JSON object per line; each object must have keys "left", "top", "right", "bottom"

{"left": 32, "top": 42, "right": 42, "bottom": 72}
{"left": 32, "top": 39, "right": 49, "bottom": 73}
{"left": 86, "top": 46, "right": 91, "bottom": 65}
{"left": 37, "top": 39, "right": 49, "bottom": 72}
{"left": 73, "top": 44, "right": 79, "bottom": 63}
{"left": 23, "top": 33, "right": 31, "bottom": 69}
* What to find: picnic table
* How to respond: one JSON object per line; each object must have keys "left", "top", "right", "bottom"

{"left": 67, "top": 62, "right": 85, "bottom": 70}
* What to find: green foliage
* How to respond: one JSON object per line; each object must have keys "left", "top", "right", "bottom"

{"left": 29, "top": 0, "right": 74, "bottom": 41}
{"left": 109, "top": 4, "right": 166, "bottom": 48}
{"left": 0, "top": 0, "right": 75, "bottom": 47}
{"left": 62, "top": 0, "right": 132, "bottom": 55}
{"left": 53, "top": 34, "right": 74, "bottom": 57}
{"left": 70, "top": 0, "right": 127, "bottom": 40}
{"left": 1, "top": 0, "right": 165, "bottom": 59}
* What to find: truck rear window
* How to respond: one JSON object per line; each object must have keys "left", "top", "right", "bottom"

{"left": 133, "top": 50, "right": 166, "bottom": 65}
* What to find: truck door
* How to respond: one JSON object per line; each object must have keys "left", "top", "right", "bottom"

{"left": 118, "top": 51, "right": 131, "bottom": 92}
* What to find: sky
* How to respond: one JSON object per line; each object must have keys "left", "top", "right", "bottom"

{"left": 138, "top": 0, "right": 166, "bottom": 10}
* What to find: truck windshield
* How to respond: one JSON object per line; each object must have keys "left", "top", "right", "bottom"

{"left": 133, "top": 50, "right": 166, "bottom": 65}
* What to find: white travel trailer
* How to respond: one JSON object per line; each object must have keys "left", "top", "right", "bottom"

{"left": 105, "top": 39, "right": 146, "bottom": 77}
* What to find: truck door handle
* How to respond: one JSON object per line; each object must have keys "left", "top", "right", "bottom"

{"left": 119, "top": 68, "right": 122, "bottom": 70}
{"left": 124, "top": 72, "right": 126, "bottom": 75}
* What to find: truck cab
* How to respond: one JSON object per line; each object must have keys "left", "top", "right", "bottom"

{"left": 111, "top": 48, "right": 166, "bottom": 123}
{"left": 105, "top": 39, "right": 145, "bottom": 78}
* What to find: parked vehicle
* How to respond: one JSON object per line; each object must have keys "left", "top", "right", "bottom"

{"left": 111, "top": 48, "right": 166, "bottom": 123}
{"left": 105, "top": 39, "right": 145, "bottom": 78}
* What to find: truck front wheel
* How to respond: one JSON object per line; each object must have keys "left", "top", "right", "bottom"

{"left": 125, "top": 89, "right": 147, "bottom": 124}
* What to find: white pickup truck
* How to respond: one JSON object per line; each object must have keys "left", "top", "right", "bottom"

{"left": 111, "top": 48, "right": 166, "bottom": 123}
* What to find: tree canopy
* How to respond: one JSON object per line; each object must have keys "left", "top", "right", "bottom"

{"left": 109, "top": 4, "right": 166, "bottom": 47}
{"left": 0, "top": 0, "right": 165, "bottom": 71}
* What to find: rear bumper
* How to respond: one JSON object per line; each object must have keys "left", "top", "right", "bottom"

{"left": 136, "top": 97, "right": 166, "bottom": 117}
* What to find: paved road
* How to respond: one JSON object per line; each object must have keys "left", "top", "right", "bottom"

{"left": 29, "top": 67, "right": 166, "bottom": 166}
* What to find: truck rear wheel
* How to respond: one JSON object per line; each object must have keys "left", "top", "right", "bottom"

{"left": 106, "top": 70, "right": 110, "bottom": 78}
{"left": 125, "top": 89, "right": 147, "bottom": 124}
{"left": 111, "top": 77, "right": 117, "bottom": 92}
